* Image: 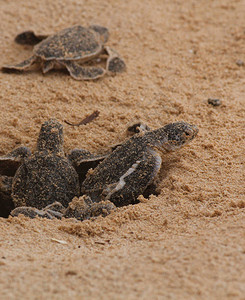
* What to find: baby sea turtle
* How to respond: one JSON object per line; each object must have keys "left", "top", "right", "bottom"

{"left": 81, "top": 121, "right": 198, "bottom": 207}
{"left": 2, "top": 25, "right": 126, "bottom": 80}
{"left": 0, "top": 119, "right": 112, "bottom": 219}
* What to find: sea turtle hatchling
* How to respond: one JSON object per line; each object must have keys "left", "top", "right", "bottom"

{"left": 81, "top": 121, "right": 198, "bottom": 207}
{"left": 0, "top": 119, "right": 113, "bottom": 219}
{"left": 2, "top": 25, "right": 126, "bottom": 80}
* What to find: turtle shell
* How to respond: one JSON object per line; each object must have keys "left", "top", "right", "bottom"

{"left": 34, "top": 26, "right": 102, "bottom": 61}
{"left": 12, "top": 152, "right": 80, "bottom": 209}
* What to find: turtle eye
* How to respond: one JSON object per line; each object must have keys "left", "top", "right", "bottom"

{"left": 185, "top": 129, "right": 193, "bottom": 136}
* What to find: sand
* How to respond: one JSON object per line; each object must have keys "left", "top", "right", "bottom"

{"left": 0, "top": 0, "right": 244, "bottom": 299}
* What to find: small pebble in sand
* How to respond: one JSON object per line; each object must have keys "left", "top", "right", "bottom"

{"left": 208, "top": 98, "right": 222, "bottom": 106}
{"left": 236, "top": 60, "right": 244, "bottom": 67}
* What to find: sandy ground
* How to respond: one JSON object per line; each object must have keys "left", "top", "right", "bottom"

{"left": 0, "top": 0, "right": 244, "bottom": 299}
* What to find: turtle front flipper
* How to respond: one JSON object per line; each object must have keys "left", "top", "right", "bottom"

{"left": 15, "top": 31, "right": 48, "bottom": 45}
{"left": 0, "top": 176, "right": 14, "bottom": 217}
{"left": 102, "top": 149, "right": 162, "bottom": 207}
{"left": 110, "top": 122, "right": 151, "bottom": 151}
{"left": 104, "top": 46, "right": 126, "bottom": 73}
{"left": 43, "top": 201, "right": 66, "bottom": 219}
{"left": 126, "top": 122, "right": 151, "bottom": 135}
{"left": 61, "top": 61, "right": 106, "bottom": 80}
{"left": 68, "top": 149, "right": 108, "bottom": 185}
{"left": 0, "top": 146, "right": 31, "bottom": 176}
{"left": 11, "top": 206, "right": 54, "bottom": 219}
{"left": 2, "top": 56, "right": 37, "bottom": 71}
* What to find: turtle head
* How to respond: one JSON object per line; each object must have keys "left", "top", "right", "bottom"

{"left": 37, "top": 119, "right": 64, "bottom": 154}
{"left": 89, "top": 25, "right": 109, "bottom": 43}
{"left": 154, "top": 121, "right": 198, "bottom": 151}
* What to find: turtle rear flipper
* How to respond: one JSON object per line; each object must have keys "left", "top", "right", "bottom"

{"left": 61, "top": 61, "right": 105, "bottom": 80}
{"left": 88, "top": 25, "right": 109, "bottom": 43}
{"left": 105, "top": 46, "right": 126, "bottom": 73}
{"left": 15, "top": 31, "right": 48, "bottom": 45}
{"left": 2, "top": 56, "right": 36, "bottom": 71}
{"left": 42, "top": 60, "right": 55, "bottom": 73}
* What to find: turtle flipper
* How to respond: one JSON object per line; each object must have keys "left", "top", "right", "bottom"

{"left": 61, "top": 61, "right": 105, "bottom": 80}
{"left": 43, "top": 201, "right": 65, "bottom": 219}
{"left": 88, "top": 25, "right": 109, "bottom": 43}
{"left": 105, "top": 46, "right": 126, "bottom": 73}
{"left": 2, "top": 56, "right": 36, "bottom": 71}
{"left": 15, "top": 31, "right": 48, "bottom": 45}
{"left": 102, "top": 149, "right": 162, "bottom": 206}
{"left": 42, "top": 60, "right": 55, "bottom": 73}
{"left": 0, "top": 175, "right": 15, "bottom": 217}
{"left": 0, "top": 146, "right": 31, "bottom": 176}
{"left": 11, "top": 206, "right": 54, "bottom": 219}
{"left": 110, "top": 122, "right": 151, "bottom": 151}
{"left": 68, "top": 149, "right": 108, "bottom": 185}
{"left": 126, "top": 122, "right": 151, "bottom": 135}
{"left": 11, "top": 198, "right": 66, "bottom": 220}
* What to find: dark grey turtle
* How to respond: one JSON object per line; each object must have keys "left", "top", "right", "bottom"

{"left": 0, "top": 119, "right": 111, "bottom": 219}
{"left": 81, "top": 121, "right": 198, "bottom": 207}
{"left": 2, "top": 25, "right": 126, "bottom": 80}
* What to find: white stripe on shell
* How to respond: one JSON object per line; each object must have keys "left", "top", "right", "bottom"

{"left": 147, "top": 148, "right": 162, "bottom": 179}
{"left": 105, "top": 160, "right": 141, "bottom": 200}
